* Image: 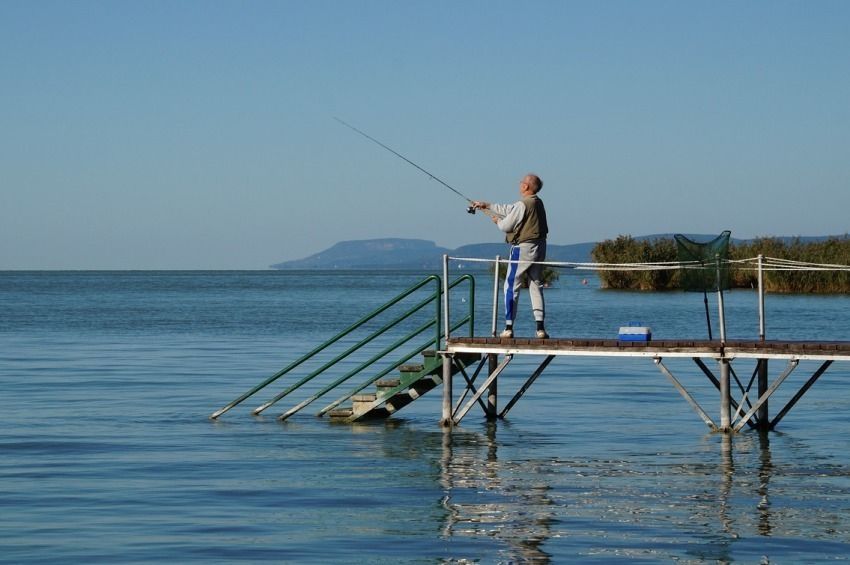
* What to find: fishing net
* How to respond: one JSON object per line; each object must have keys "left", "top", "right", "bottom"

{"left": 675, "top": 231, "right": 732, "bottom": 292}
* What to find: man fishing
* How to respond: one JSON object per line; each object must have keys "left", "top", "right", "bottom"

{"left": 334, "top": 119, "right": 549, "bottom": 338}
{"left": 471, "top": 174, "right": 549, "bottom": 339}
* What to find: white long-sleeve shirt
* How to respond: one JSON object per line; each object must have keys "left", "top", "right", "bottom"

{"left": 489, "top": 201, "right": 526, "bottom": 235}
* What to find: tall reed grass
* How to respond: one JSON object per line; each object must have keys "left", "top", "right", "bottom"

{"left": 591, "top": 235, "right": 850, "bottom": 293}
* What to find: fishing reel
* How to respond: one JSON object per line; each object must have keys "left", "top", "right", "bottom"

{"left": 466, "top": 206, "right": 477, "bottom": 214}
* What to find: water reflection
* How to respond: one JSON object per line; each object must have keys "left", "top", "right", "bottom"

{"left": 719, "top": 431, "right": 774, "bottom": 539}
{"left": 431, "top": 426, "right": 804, "bottom": 563}
{"left": 756, "top": 432, "right": 774, "bottom": 537}
{"left": 438, "top": 422, "right": 555, "bottom": 563}
{"left": 359, "top": 417, "right": 850, "bottom": 561}
{"left": 718, "top": 433, "right": 734, "bottom": 539}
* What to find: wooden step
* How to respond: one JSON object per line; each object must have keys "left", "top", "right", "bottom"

{"left": 398, "top": 363, "right": 424, "bottom": 373}
{"left": 328, "top": 408, "right": 353, "bottom": 419}
{"left": 376, "top": 378, "right": 400, "bottom": 389}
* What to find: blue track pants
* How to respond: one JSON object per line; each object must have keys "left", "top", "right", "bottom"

{"left": 503, "top": 240, "right": 546, "bottom": 325}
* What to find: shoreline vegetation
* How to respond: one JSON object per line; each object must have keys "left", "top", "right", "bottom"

{"left": 489, "top": 263, "right": 561, "bottom": 287}
{"left": 591, "top": 235, "right": 850, "bottom": 293}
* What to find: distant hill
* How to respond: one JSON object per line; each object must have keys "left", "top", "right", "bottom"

{"left": 270, "top": 234, "right": 841, "bottom": 270}
{"left": 270, "top": 238, "right": 598, "bottom": 270}
{"left": 270, "top": 238, "right": 451, "bottom": 270}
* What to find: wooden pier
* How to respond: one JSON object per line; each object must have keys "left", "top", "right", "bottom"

{"left": 441, "top": 337, "right": 850, "bottom": 433}
{"left": 435, "top": 252, "right": 850, "bottom": 434}
{"left": 212, "top": 253, "right": 850, "bottom": 432}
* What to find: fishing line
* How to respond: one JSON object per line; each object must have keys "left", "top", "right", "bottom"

{"left": 334, "top": 117, "right": 500, "bottom": 218}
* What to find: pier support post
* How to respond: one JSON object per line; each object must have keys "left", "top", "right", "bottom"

{"left": 716, "top": 254, "right": 732, "bottom": 432}
{"left": 719, "top": 359, "right": 732, "bottom": 432}
{"left": 757, "top": 359, "right": 769, "bottom": 430}
{"left": 440, "top": 254, "right": 453, "bottom": 427}
{"left": 486, "top": 354, "right": 498, "bottom": 420}
{"left": 756, "top": 255, "right": 770, "bottom": 430}
{"left": 441, "top": 354, "right": 453, "bottom": 427}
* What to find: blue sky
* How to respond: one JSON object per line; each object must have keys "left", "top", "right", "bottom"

{"left": 2, "top": 1, "right": 849, "bottom": 269}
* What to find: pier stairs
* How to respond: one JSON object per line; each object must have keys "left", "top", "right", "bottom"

{"left": 210, "top": 274, "right": 478, "bottom": 422}
{"left": 329, "top": 349, "right": 480, "bottom": 422}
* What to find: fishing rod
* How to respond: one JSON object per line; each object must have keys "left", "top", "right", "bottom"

{"left": 333, "top": 117, "right": 502, "bottom": 219}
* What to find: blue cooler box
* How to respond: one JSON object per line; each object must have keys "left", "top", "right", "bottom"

{"left": 618, "top": 322, "right": 652, "bottom": 342}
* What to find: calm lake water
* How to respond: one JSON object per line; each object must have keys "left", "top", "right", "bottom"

{"left": 3, "top": 270, "right": 850, "bottom": 563}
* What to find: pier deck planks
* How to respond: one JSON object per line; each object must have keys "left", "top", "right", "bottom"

{"left": 446, "top": 338, "right": 850, "bottom": 361}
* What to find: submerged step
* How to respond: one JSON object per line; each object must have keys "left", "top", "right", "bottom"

{"left": 352, "top": 393, "right": 377, "bottom": 413}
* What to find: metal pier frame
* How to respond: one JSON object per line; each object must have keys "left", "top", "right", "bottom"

{"left": 438, "top": 253, "right": 850, "bottom": 433}
{"left": 441, "top": 338, "right": 850, "bottom": 432}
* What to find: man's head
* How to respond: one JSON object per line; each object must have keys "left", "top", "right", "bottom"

{"left": 520, "top": 174, "right": 543, "bottom": 196}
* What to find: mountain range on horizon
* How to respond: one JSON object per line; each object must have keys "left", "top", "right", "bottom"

{"left": 270, "top": 234, "right": 841, "bottom": 270}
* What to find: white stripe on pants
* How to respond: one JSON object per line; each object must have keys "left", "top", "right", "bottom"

{"left": 503, "top": 240, "right": 546, "bottom": 324}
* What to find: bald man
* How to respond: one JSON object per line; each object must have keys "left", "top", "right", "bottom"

{"left": 472, "top": 173, "right": 549, "bottom": 339}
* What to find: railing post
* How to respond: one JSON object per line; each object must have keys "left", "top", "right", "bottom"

{"left": 491, "top": 255, "right": 500, "bottom": 337}
{"left": 435, "top": 273, "right": 442, "bottom": 353}
{"left": 716, "top": 254, "right": 726, "bottom": 344}
{"left": 757, "top": 254, "right": 766, "bottom": 340}
{"left": 466, "top": 274, "right": 475, "bottom": 337}
{"left": 442, "top": 254, "right": 450, "bottom": 344}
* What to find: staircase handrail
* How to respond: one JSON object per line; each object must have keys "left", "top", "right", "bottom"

{"left": 210, "top": 274, "right": 474, "bottom": 419}
{"left": 254, "top": 295, "right": 439, "bottom": 416}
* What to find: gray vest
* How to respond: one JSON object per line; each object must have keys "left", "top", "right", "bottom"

{"left": 507, "top": 195, "right": 548, "bottom": 245}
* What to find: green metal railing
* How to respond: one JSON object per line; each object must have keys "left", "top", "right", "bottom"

{"left": 209, "top": 274, "right": 475, "bottom": 420}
